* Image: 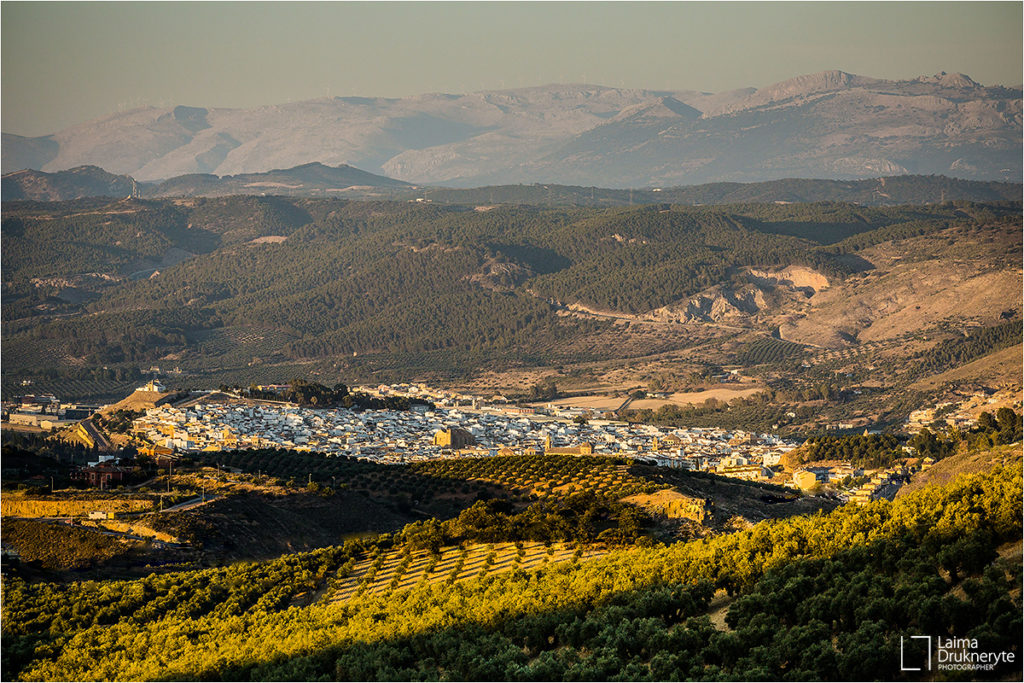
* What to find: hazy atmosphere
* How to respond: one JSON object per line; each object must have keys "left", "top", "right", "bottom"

{"left": 2, "top": 3, "right": 1023, "bottom": 682}
{"left": 3, "top": 1, "right": 1022, "bottom": 136}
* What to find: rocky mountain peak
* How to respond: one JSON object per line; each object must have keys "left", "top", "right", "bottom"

{"left": 914, "top": 71, "right": 981, "bottom": 89}
{"left": 704, "top": 70, "right": 882, "bottom": 116}
{"left": 611, "top": 96, "right": 703, "bottom": 123}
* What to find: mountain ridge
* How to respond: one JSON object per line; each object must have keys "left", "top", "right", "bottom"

{"left": 1, "top": 162, "right": 412, "bottom": 201}
{"left": 3, "top": 197, "right": 1019, "bottom": 423}
{"left": 3, "top": 164, "right": 1020, "bottom": 205}
{"left": 3, "top": 71, "right": 1019, "bottom": 187}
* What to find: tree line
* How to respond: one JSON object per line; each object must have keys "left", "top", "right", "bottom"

{"left": 3, "top": 459, "right": 1018, "bottom": 680}
{"left": 7, "top": 196, "right": 1017, "bottom": 388}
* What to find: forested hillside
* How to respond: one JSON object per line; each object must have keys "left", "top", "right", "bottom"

{"left": 3, "top": 459, "right": 1019, "bottom": 681}
{"left": 3, "top": 196, "right": 1019, "bottom": 400}
{"left": 425, "top": 175, "right": 1022, "bottom": 207}
{"left": 6, "top": 165, "right": 1019, "bottom": 206}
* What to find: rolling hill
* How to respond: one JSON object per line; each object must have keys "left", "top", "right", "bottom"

{"left": 422, "top": 175, "right": 1023, "bottom": 207}
{"left": 146, "top": 161, "right": 413, "bottom": 197}
{"left": 1, "top": 162, "right": 412, "bottom": 202}
{"left": 3, "top": 457, "right": 1019, "bottom": 681}
{"left": 1, "top": 166, "right": 137, "bottom": 201}
{"left": 6, "top": 163, "right": 1019, "bottom": 207}
{"left": 2, "top": 195, "right": 1020, "bottom": 431}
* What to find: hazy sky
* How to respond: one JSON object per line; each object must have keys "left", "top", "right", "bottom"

{"left": 3, "top": 1, "right": 1021, "bottom": 137}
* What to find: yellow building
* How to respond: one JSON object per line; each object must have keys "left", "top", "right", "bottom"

{"left": 850, "top": 482, "right": 878, "bottom": 504}
{"left": 220, "top": 429, "right": 239, "bottom": 448}
{"left": 544, "top": 436, "right": 594, "bottom": 455}
{"left": 719, "top": 465, "right": 771, "bottom": 482}
{"left": 138, "top": 444, "right": 175, "bottom": 458}
{"left": 792, "top": 469, "right": 819, "bottom": 490}
{"left": 70, "top": 423, "right": 95, "bottom": 449}
{"left": 433, "top": 428, "right": 476, "bottom": 449}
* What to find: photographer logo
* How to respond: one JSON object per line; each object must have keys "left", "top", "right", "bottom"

{"left": 901, "top": 635, "right": 1016, "bottom": 673}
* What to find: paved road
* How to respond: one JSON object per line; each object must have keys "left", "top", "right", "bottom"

{"left": 79, "top": 418, "right": 113, "bottom": 451}
{"left": 872, "top": 481, "right": 904, "bottom": 502}
{"left": 615, "top": 396, "right": 636, "bottom": 414}
{"left": 160, "top": 494, "right": 221, "bottom": 513}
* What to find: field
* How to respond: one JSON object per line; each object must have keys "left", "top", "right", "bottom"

{"left": 629, "top": 385, "right": 766, "bottom": 410}
{"left": 538, "top": 395, "right": 629, "bottom": 412}
{"left": 408, "top": 455, "right": 660, "bottom": 500}
{"left": 0, "top": 374, "right": 139, "bottom": 403}
{"left": 0, "top": 422, "right": 48, "bottom": 434}
{"left": 186, "top": 326, "right": 298, "bottom": 365}
{"left": 204, "top": 451, "right": 666, "bottom": 514}
{"left": 735, "top": 337, "right": 808, "bottom": 366}
{"left": 0, "top": 494, "right": 157, "bottom": 518}
{"left": 2, "top": 518, "right": 145, "bottom": 571}
{"left": 80, "top": 519, "right": 181, "bottom": 544}
{"left": 327, "top": 541, "right": 605, "bottom": 604}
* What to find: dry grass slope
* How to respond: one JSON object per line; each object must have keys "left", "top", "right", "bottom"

{"left": 895, "top": 443, "right": 1022, "bottom": 499}
{"left": 1, "top": 495, "right": 156, "bottom": 518}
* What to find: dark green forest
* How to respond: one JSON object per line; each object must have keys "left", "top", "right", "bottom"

{"left": 909, "top": 321, "right": 1022, "bottom": 378}
{"left": 372, "top": 176, "right": 1023, "bottom": 208}
{"left": 3, "top": 196, "right": 1019, "bottom": 396}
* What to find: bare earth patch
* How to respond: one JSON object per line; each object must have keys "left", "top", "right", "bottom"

{"left": 630, "top": 385, "right": 765, "bottom": 409}
{"left": 538, "top": 395, "right": 628, "bottom": 411}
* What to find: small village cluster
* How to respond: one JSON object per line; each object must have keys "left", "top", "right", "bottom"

{"left": 128, "top": 394, "right": 929, "bottom": 502}
{"left": 129, "top": 390, "right": 798, "bottom": 482}
{"left": 130, "top": 391, "right": 931, "bottom": 503}
{"left": 9, "top": 380, "right": 994, "bottom": 501}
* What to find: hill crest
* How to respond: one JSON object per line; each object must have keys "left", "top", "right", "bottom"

{"left": 3, "top": 165, "right": 1019, "bottom": 205}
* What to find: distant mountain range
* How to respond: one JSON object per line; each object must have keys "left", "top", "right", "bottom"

{"left": 1, "top": 163, "right": 411, "bottom": 202}
{"left": 143, "top": 162, "right": 411, "bottom": 198}
{"left": 1, "top": 165, "right": 139, "bottom": 202}
{"left": 2, "top": 163, "right": 1020, "bottom": 206}
{"left": 3, "top": 71, "right": 1020, "bottom": 187}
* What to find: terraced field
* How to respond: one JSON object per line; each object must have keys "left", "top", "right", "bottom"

{"left": 327, "top": 541, "right": 606, "bottom": 604}
{"left": 1, "top": 370, "right": 139, "bottom": 403}
{"left": 186, "top": 326, "right": 296, "bottom": 359}
{"left": 1, "top": 335, "right": 75, "bottom": 370}
{"left": 409, "top": 455, "right": 660, "bottom": 500}
{"left": 806, "top": 337, "right": 907, "bottom": 366}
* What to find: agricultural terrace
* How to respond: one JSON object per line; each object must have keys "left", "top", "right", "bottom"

{"left": 328, "top": 541, "right": 604, "bottom": 604}
{"left": 199, "top": 452, "right": 662, "bottom": 503}
{"left": 408, "top": 454, "right": 660, "bottom": 499}
{"left": 5, "top": 462, "right": 1019, "bottom": 681}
